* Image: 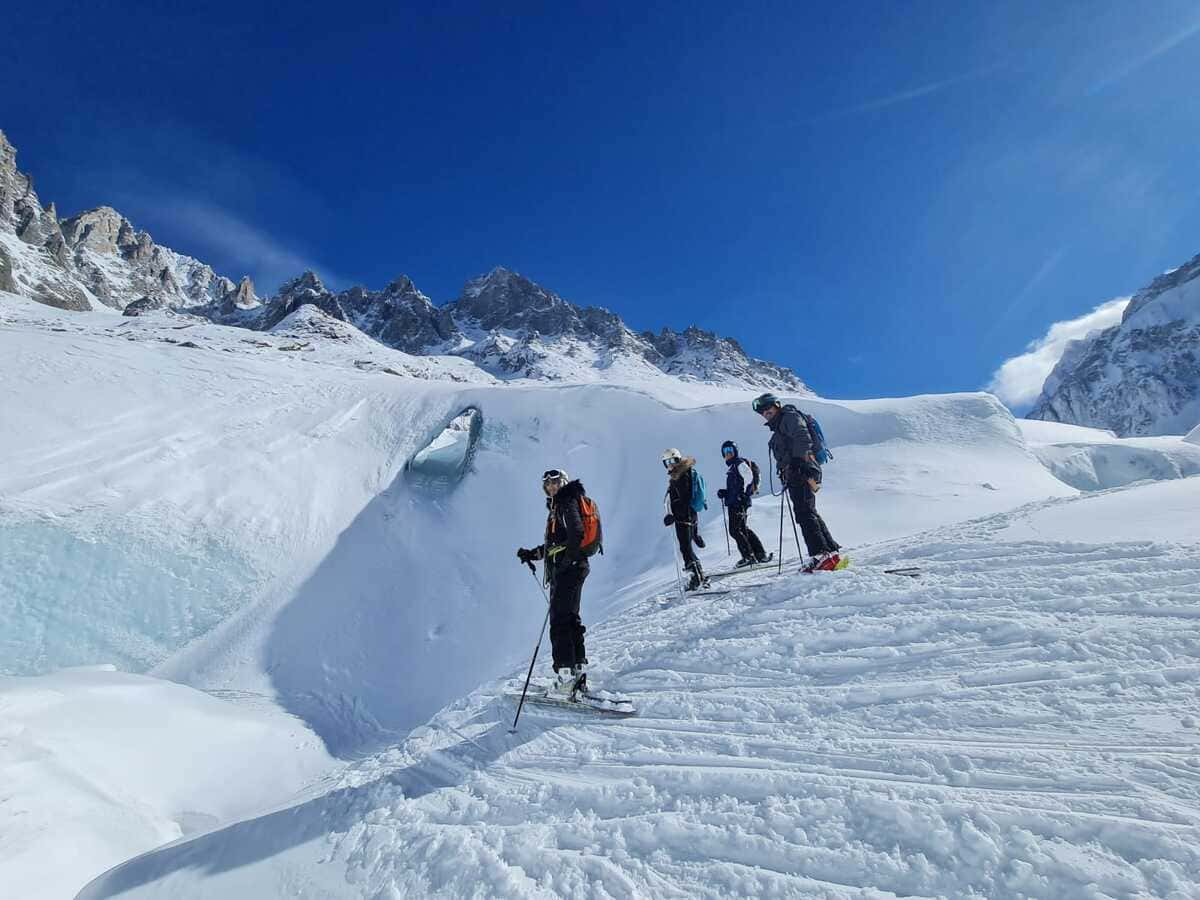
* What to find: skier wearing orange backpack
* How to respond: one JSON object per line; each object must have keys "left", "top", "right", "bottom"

{"left": 517, "top": 469, "right": 602, "bottom": 697}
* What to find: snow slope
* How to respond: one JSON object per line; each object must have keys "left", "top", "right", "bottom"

{"left": 14, "top": 291, "right": 1199, "bottom": 898}
{"left": 1017, "top": 420, "right": 1200, "bottom": 492}
{"left": 2, "top": 294, "right": 1072, "bottom": 755}
{"left": 79, "top": 477, "right": 1200, "bottom": 899}
{"left": 0, "top": 666, "right": 332, "bottom": 900}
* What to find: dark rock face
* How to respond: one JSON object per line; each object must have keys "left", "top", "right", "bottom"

{"left": 342, "top": 276, "right": 460, "bottom": 354}
{"left": 0, "top": 243, "right": 16, "bottom": 293}
{"left": 257, "top": 272, "right": 348, "bottom": 330}
{"left": 123, "top": 295, "right": 167, "bottom": 316}
{"left": 1029, "top": 252, "right": 1200, "bottom": 436}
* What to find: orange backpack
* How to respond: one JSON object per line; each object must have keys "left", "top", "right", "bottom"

{"left": 577, "top": 495, "right": 603, "bottom": 557}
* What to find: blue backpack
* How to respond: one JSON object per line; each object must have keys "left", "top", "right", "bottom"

{"left": 802, "top": 412, "right": 833, "bottom": 464}
{"left": 690, "top": 470, "right": 708, "bottom": 512}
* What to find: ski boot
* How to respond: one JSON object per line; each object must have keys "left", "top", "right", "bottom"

{"left": 686, "top": 561, "right": 710, "bottom": 591}
{"left": 735, "top": 556, "right": 756, "bottom": 569}
{"left": 807, "top": 551, "right": 840, "bottom": 572}
{"left": 756, "top": 552, "right": 774, "bottom": 565}
{"left": 549, "top": 667, "right": 580, "bottom": 699}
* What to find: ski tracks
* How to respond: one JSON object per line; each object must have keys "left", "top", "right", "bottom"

{"left": 315, "top": 521, "right": 1200, "bottom": 898}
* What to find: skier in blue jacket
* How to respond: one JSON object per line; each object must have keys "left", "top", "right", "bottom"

{"left": 716, "top": 440, "right": 771, "bottom": 568}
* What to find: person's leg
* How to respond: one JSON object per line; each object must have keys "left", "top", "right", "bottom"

{"left": 571, "top": 567, "right": 588, "bottom": 666}
{"left": 789, "top": 480, "right": 829, "bottom": 557}
{"left": 744, "top": 512, "right": 767, "bottom": 560}
{"left": 729, "top": 508, "right": 753, "bottom": 559}
{"left": 548, "top": 568, "right": 582, "bottom": 671}
{"left": 675, "top": 521, "right": 697, "bottom": 567}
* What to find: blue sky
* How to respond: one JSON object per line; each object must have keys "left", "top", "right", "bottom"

{"left": 3, "top": 1, "right": 1199, "bottom": 400}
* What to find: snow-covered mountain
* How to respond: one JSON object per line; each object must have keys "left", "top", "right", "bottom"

{"left": 1028, "top": 252, "right": 1200, "bottom": 436}
{"left": 0, "top": 129, "right": 807, "bottom": 393}
{"left": 0, "top": 132, "right": 248, "bottom": 313}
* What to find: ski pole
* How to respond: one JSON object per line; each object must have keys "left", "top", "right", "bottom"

{"left": 672, "top": 534, "right": 687, "bottom": 600}
{"left": 510, "top": 563, "right": 551, "bottom": 733}
{"left": 721, "top": 499, "right": 731, "bottom": 557}
{"left": 777, "top": 481, "right": 786, "bottom": 575}
{"left": 782, "top": 489, "right": 804, "bottom": 559}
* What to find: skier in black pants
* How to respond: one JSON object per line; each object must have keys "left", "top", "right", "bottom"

{"left": 517, "top": 469, "right": 590, "bottom": 697}
{"left": 716, "top": 440, "right": 771, "bottom": 568}
{"left": 754, "top": 393, "right": 842, "bottom": 572}
{"left": 661, "top": 448, "right": 709, "bottom": 590}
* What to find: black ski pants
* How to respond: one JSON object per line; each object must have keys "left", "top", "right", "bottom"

{"left": 787, "top": 471, "right": 839, "bottom": 557}
{"left": 674, "top": 518, "right": 699, "bottom": 569}
{"left": 728, "top": 506, "right": 766, "bottom": 561}
{"left": 549, "top": 562, "right": 588, "bottom": 670}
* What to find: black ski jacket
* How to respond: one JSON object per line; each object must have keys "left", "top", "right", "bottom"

{"left": 766, "top": 405, "right": 815, "bottom": 474}
{"left": 666, "top": 458, "right": 699, "bottom": 522}
{"left": 530, "top": 479, "right": 590, "bottom": 580}
{"left": 723, "top": 456, "right": 759, "bottom": 510}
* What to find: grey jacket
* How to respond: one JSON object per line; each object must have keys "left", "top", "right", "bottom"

{"left": 765, "top": 405, "right": 814, "bottom": 470}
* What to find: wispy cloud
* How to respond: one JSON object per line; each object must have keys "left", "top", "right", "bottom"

{"left": 1087, "top": 15, "right": 1200, "bottom": 94}
{"left": 986, "top": 296, "right": 1129, "bottom": 409}
{"left": 996, "top": 247, "right": 1067, "bottom": 326}
{"left": 813, "top": 64, "right": 1003, "bottom": 120}
{"left": 158, "top": 199, "right": 346, "bottom": 294}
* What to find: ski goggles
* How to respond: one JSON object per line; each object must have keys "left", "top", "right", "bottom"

{"left": 722, "top": 446, "right": 736, "bottom": 457}
{"left": 661, "top": 456, "right": 682, "bottom": 469}
{"left": 542, "top": 469, "right": 565, "bottom": 481}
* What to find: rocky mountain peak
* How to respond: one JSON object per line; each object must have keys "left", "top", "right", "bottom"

{"left": 60, "top": 207, "right": 131, "bottom": 254}
{"left": 280, "top": 270, "right": 327, "bottom": 298}
{"left": 2, "top": 131, "right": 810, "bottom": 393}
{"left": 452, "top": 266, "right": 579, "bottom": 335}
{"left": 1028, "top": 251, "right": 1200, "bottom": 436}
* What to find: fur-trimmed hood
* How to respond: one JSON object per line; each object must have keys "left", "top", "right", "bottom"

{"left": 546, "top": 478, "right": 586, "bottom": 508}
{"left": 667, "top": 456, "right": 696, "bottom": 481}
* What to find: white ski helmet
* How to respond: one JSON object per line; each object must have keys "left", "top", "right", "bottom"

{"left": 541, "top": 468, "right": 569, "bottom": 491}
{"left": 661, "top": 448, "right": 683, "bottom": 469}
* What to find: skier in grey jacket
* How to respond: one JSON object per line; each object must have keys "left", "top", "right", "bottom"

{"left": 753, "top": 393, "right": 841, "bottom": 571}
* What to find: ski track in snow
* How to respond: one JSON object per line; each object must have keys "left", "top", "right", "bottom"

{"left": 81, "top": 491, "right": 1200, "bottom": 900}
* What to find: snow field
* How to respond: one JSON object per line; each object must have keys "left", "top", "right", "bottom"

{"left": 8, "top": 294, "right": 1200, "bottom": 897}
{"left": 0, "top": 667, "right": 333, "bottom": 900}
{"left": 79, "top": 478, "right": 1200, "bottom": 899}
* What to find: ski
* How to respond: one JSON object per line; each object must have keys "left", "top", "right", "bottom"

{"left": 657, "top": 587, "right": 732, "bottom": 604}
{"left": 883, "top": 567, "right": 922, "bottom": 578}
{"left": 505, "top": 688, "right": 637, "bottom": 717}
{"left": 708, "top": 556, "right": 776, "bottom": 579}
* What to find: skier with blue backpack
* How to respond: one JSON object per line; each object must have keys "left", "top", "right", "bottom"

{"left": 753, "top": 393, "right": 842, "bottom": 572}
{"left": 661, "top": 448, "right": 710, "bottom": 590}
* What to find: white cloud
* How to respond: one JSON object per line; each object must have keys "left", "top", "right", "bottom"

{"left": 987, "top": 297, "right": 1130, "bottom": 409}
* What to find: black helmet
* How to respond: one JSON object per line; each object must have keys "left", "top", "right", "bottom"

{"left": 752, "top": 392, "right": 781, "bottom": 413}
{"left": 720, "top": 440, "right": 738, "bottom": 459}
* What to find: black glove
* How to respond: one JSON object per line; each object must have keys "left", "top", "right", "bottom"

{"left": 663, "top": 514, "right": 675, "bottom": 527}
{"left": 517, "top": 547, "right": 534, "bottom": 564}
{"left": 716, "top": 488, "right": 727, "bottom": 500}
{"left": 693, "top": 532, "right": 706, "bottom": 548}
